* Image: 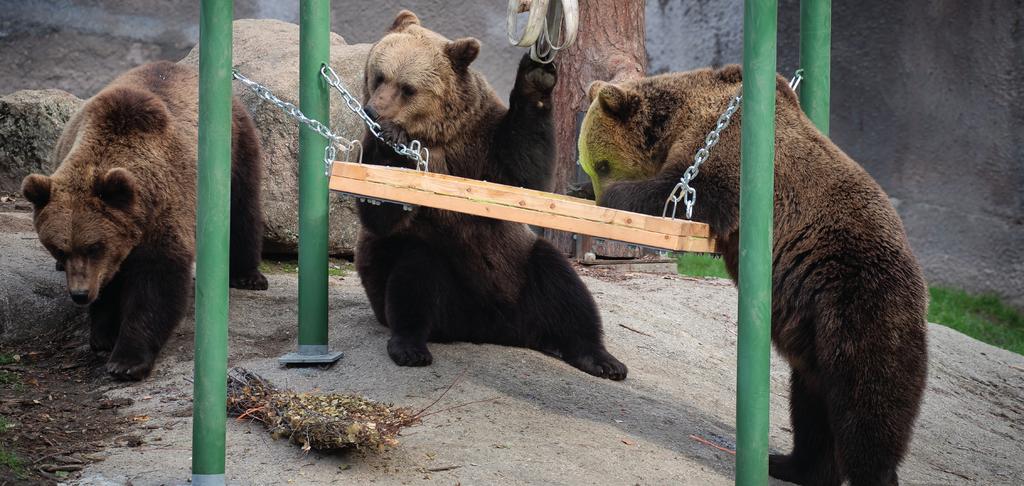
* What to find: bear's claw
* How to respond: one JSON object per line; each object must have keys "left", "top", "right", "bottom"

{"left": 230, "top": 271, "right": 269, "bottom": 291}
{"left": 106, "top": 351, "right": 156, "bottom": 381}
{"left": 387, "top": 337, "right": 433, "bottom": 367}
{"left": 567, "top": 348, "right": 628, "bottom": 381}
{"left": 514, "top": 53, "right": 558, "bottom": 100}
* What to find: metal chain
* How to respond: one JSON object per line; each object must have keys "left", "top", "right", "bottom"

{"left": 663, "top": 92, "right": 743, "bottom": 220}
{"left": 662, "top": 69, "right": 805, "bottom": 220}
{"left": 320, "top": 65, "right": 430, "bottom": 172}
{"left": 232, "top": 69, "right": 362, "bottom": 176}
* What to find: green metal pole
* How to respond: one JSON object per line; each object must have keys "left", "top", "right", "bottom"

{"left": 281, "top": 0, "right": 341, "bottom": 365}
{"left": 737, "top": 0, "right": 777, "bottom": 484}
{"left": 799, "top": 0, "right": 831, "bottom": 134}
{"left": 193, "top": 0, "right": 232, "bottom": 484}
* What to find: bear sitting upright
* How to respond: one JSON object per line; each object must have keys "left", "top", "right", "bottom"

{"left": 21, "top": 61, "right": 268, "bottom": 381}
{"left": 580, "top": 67, "right": 928, "bottom": 485}
{"left": 354, "top": 10, "right": 627, "bottom": 380}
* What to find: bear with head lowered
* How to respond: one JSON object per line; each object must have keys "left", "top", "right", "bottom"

{"left": 21, "top": 61, "right": 268, "bottom": 380}
{"left": 581, "top": 66, "right": 928, "bottom": 485}
{"left": 354, "top": 10, "right": 627, "bottom": 380}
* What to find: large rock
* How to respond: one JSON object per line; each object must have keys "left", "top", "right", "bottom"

{"left": 0, "top": 89, "right": 84, "bottom": 194}
{"left": 0, "top": 212, "right": 86, "bottom": 342}
{"left": 180, "top": 19, "right": 372, "bottom": 256}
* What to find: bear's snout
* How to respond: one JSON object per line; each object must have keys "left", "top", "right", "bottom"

{"left": 69, "top": 289, "right": 91, "bottom": 306}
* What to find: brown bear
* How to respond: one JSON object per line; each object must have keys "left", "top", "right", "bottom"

{"left": 21, "top": 61, "right": 268, "bottom": 381}
{"left": 579, "top": 66, "right": 928, "bottom": 485}
{"left": 353, "top": 10, "right": 627, "bottom": 380}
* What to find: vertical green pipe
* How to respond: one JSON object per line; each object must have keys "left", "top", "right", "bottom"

{"left": 297, "top": 0, "right": 330, "bottom": 353}
{"left": 799, "top": 0, "right": 831, "bottom": 134}
{"left": 737, "top": 0, "right": 777, "bottom": 484}
{"left": 193, "top": 0, "right": 232, "bottom": 483}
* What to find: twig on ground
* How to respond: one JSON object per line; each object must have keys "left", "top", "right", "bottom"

{"left": 425, "top": 464, "right": 463, "bottom": 472}
{"left": 689, "top": 434, "right": 736, "bottom": 455}
{"left": 618, "top": 323, "right": 653, "bottom": 337}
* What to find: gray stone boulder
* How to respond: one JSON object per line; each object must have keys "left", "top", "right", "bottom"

{"left": 0, "top": 212, "right": 86, "bottom": 342}
{"left": 0, "top": 89, "right": 84, "bottom": 194}
{"left": 180, "top": 19, "right": 372, "bottom": 256}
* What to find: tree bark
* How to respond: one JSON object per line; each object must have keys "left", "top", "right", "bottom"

{"left": 545, "top": 0, "right": 647, "bottom": 256}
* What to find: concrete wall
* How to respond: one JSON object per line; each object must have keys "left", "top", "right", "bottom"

{"left": 649, "top": 0, "right": 1024, "bottom": 307}
{"left": 1, "top": 0, "right": 1021, "bottom": 306}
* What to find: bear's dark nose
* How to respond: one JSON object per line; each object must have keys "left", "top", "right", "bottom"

{"left": 364, "top": 105, "right": 379, "bottom": 122}
{"left": 70, "top": 290, "right": 90, "bottom": 305}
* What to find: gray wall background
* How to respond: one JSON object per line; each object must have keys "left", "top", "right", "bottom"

{"left": 1, "top": 0, "right": 1021, "bottom": 307}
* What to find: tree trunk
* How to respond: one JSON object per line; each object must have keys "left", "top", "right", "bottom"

{"left": 545, "top": 0, "right": 647, "bottom": 257}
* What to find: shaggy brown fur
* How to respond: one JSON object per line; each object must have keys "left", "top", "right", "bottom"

{"left": 354, "top": 11, "right": 627, "bottom": 380}
{"left": 21, "top": 61, "right": 268, "bottom": 380}
{"left": 582, "top": 66, "right": 928, "bottom": 485}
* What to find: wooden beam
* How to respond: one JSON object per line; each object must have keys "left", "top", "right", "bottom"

{"left": 329, "top": 162, "right": 717, "bottom": 253}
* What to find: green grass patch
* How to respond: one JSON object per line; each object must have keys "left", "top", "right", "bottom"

{"left": 0, "top": 353, "right": 17, "bottom": 366}
{"left": 673, "top": 255, "right": 1024, "bottom": 356}
{"left": 0, "top": 448, "right": 24, "bottom": 478}
{"left": 260, "top": 258, "right": 353, "bottom": 277}
{"left": 0, "top": 416, "right": 9, "bottom": 434}
{"left": 928, "top": 286, "right": 1024, "bottom": 355}
{"left": 675, "top": 253, "right": 731, "bottom": 279}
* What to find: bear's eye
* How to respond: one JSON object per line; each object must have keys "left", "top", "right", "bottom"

{"left": 373, "top": 74, "right": 385, "bottom": 88}
{"left": 86, "top": 242, "right": 104, "bottom": 256}
{"left": 401, "top": 84, "right": 417, "bottom": 98}
{"left": 595, "top": 159, "right": 611, "bottom": 176}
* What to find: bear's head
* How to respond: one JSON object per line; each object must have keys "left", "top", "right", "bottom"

{"left": 21, "top": 87, "right": 163, "bottom": 305}
{"left": 364, "top": 10, "right": 482, "bottom": 142}
{"left": 578, "top": 65, "right": 795, "bottom": 198}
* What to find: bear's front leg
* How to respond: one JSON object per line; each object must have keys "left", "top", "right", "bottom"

{"left": 381, "top": 244, "right": 461, "bottom": 367}
{"left": 106, "top": 257, "right": 189, "bottom": 380}
{"left": 598, "top": 175, "right": 684, "bottom": 217}
{"left": 491, "top": 53, "right": 558, "bottom": 190}
{"left": 88, "top": 273, "right": 124, "bottom": 355}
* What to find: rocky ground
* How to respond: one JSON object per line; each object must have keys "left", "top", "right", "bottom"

{"left": 1, "top": 209, "right": 1022, "bottom": 485}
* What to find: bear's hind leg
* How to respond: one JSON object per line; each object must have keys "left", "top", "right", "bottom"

{"left": 228, "top": 102, "right": 268, "bottom": 291}
{"left": 769, "top": 369, "right": 842, "bottom": 486}
{"left": 88, "top": 273, "right": 124, "bottom": 355}
{"left": 826, "top": 369, "right": 915, "bottom": 486}
{"left": 382, "top": 243, "right": 458, "bottom": 367}
{"left": 520, "top": 239, "right": 627, "bottom": 380}
{"left": 107, "top": 257, "right": 189, "bottom": 380}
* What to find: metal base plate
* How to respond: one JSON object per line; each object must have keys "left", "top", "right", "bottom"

{"left": 278, "top": 349, "right": 344, "bottom": 366}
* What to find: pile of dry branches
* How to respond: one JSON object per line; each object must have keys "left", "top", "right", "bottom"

{"left": 226, "top": 368, "right": 419, "bottom": 452}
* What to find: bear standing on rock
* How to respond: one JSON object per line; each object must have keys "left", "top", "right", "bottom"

{"left": 21, "top": 61, "right": 268, "bottom": 381}
{"left": 354, "top": 11, "right": 627, "bottom": 380}
{"left": 580, "top": 67, "right": 928, "bottom": 485}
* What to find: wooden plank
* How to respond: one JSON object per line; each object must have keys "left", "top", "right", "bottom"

{"left": 330, "top": 173, "right": 717, "bottom": 253}
{"left": 332, "top": 162, "right": 710, "bottom": 238}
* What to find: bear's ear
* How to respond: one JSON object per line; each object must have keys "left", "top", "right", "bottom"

{"left": 445, "top": 38, "right": 480, "bottom": 74}
{"left": 21, "top": 174, "right": 52, "bottom": 209}
{"left": 93, "top": 168, "right": 137, "bottom": 210}
{"left": 587, "top": 80, "right": 610, "bottom": 102}
{"left": 389, "top": 10, "right": 421, "bottom": 33}
{"left": 595, "top": 83, "right": 638, "bottom": 120}
{"left": 92, "top": 87, "right": 169, "bottom": 137}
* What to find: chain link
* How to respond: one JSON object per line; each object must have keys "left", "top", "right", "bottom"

{"left": 232, "top": 69, "right": 362, "bottom": 176}
{"left": 663, "top": 92, "right": 743, "bottom": 220}
{"left": 662, "top": 69, "right": 806, "bottom": 220}
{"left": 320, "top": 65, "right": 430, "bottom": 172}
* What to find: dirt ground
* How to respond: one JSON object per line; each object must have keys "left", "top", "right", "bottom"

{"left": 1, "top": 210, "right": 1022, "bottom": 485}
